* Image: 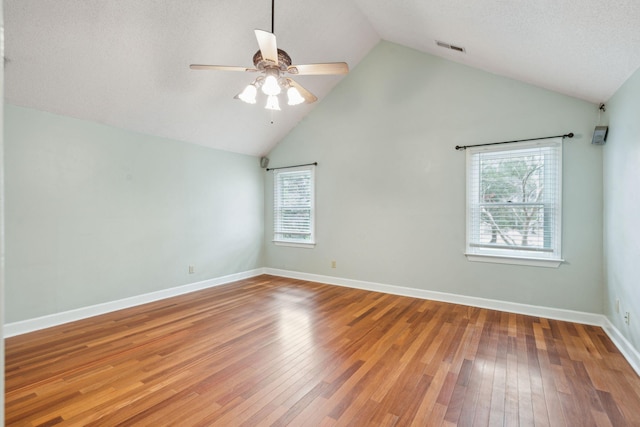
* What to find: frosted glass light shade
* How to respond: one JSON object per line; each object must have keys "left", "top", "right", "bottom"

{"left": 287, "top": 87, "right": 305, "bottom": 105}
{"left": 262, "top": 75, "right": 281, "bottom": 96}
{"left": 237, "top": 84, "right": 257, "bottom": 104}
{"left": 265, "top": 95, "right": 281, "bottom": 111}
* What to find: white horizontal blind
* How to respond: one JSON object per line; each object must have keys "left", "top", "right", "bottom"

{"left": 467, "top": 138, "right": 562, "bottom": 260}
{"left": 274, "top": 166, "right": 315, "bottom": 244}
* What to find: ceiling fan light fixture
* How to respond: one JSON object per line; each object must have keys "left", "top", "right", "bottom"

{"left": 287, "top": 86, "right": 305, "bottom": 105}
{"left": 189, "top": 0, "right": 348, "bottom": 111}
{"left": 262, "top": 74, "right": 281, "bottom": 96}
{"left": 265, "top": 95, "right": 281, "bottom": 111}
{"left": 237, "top": 83, "right": 258, "bottom": 104}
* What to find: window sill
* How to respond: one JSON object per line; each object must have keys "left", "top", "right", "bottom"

{"left": 465, "top": 253, "right": 563, "bottom": 268}
{"left": 273, "top": 241, "right": 316, "bottom": 249}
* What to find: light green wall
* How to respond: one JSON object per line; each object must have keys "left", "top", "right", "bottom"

{"left": 3, "top": 41, "right": 611, "bottom": 328}
{"left": 266, "top": 41, "right": 604, "bottom": 313}
{"left": 603, "top": 67, "right": 640, "bottom": 352}
{"left": 5, "top": 105, "right": 264, "bottom": 322}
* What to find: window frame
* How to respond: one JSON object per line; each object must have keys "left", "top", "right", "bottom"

{"left": 465, "top": 138, "right": 563, "bottom": 268}
{"left": 272, "top": 164, "right": 316, "bottom": 248}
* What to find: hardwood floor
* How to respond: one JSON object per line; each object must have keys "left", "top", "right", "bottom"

{"left": 5, "top": 275, "right": 640, "bottom": 426}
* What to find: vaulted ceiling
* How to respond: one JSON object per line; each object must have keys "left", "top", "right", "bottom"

{"left": 5, "top": 0, "right": 640, "bottom": 156}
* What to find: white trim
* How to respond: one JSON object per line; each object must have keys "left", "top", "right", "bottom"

{"left": 264, "top": 268, "right": 640, "bottom": 376}
{"left": 465, "top": 253, "right": 563, "bottom": 268}
{"left": 4, "top": 268, "right": 266, "bottom": 338}
{"left": 601, "top": 318, "right": 640, "bottom": 377}
{"left": 273, "top": 164, "right": 315, "bottom": 246}
{"left": 465, "top": 138, "right": 563, "bottom": 267}
{"left": 265, "top": 268, "right": 602, "bottom": 324}
{"left": 273, "top": 241, "right": 316, "bottom": 249}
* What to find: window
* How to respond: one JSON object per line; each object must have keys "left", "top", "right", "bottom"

{"left": 466, "top": 138, "right": 563, "bottom": 267}
{"left": 273, "top": 165, "right": 315, "bottom": 247}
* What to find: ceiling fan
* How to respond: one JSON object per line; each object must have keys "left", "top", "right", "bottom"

{"left": 189, "top": 0, "right": 348, "bottom": 111}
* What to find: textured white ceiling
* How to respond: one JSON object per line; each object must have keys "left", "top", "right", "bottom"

{"left": 354, "top": 0, "right": 640, "bottom": 104}
{"left": 5, "top": 0, "right": 640, "bottom": 156}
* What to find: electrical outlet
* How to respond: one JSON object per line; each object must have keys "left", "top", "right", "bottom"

{"left": 616, "top": 299, "right": 620, "bottom": 313}
{"left": 624, "top": 312, "right": 630, "bottom": 325}
{"left": 331, "top": 260, "right": 336, "bottom": 268}
{"left": 188, "top": 265, "right": 195, "bottom": 274}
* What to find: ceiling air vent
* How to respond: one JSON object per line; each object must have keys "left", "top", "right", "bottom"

{"left": 436, "top": 40, "right": 466, "bottom": 53}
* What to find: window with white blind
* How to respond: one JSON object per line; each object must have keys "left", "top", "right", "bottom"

{"left": 466, "top": 138, "right": 563, "bottom": 267}
{"left": 273, "top": 165, "right": 315, "bottom": 247}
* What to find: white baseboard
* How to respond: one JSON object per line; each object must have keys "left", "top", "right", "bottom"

{"left": 264, "top": 268, "right": 640, "bottom": 377}
{"left": 4, "top": 268, "right": 266, "bottom": 338}
{"left": 265, "top": 268, "right": 605, "bottom": 324}
{"left": 601, "top": 318, "right": 640, "bottom": 376}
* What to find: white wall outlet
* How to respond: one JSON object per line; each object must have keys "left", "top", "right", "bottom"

{"left": 616, "top": 299, "right": 620, "bottom": 313}
{"left": 188, "top": 265, "right": 195, "bottom": 274}
{"left": 331, "top": 260, "right": 336, "bottom": 268}
{"left": 624, "top": 312, "right": 630, "bottom": 325}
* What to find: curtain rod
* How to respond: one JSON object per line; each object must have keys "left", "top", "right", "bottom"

{"left": 455, "top": 133, "right": 574, "bottom": 151}
{"left": 266, "top": 162, "right": 317, "bottom": 171}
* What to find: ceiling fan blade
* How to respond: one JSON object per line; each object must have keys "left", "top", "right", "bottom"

{"left": 287, "top": 78, "right": 318, "bottom": 104}
{"left": 287, "top": 62, "right": 349, "bottom": 75}
{"left": 190, "top": 64, "right": 258, "bottom": 72}
{"left": 254, "top": 29, "right": 278, "bottom": 65}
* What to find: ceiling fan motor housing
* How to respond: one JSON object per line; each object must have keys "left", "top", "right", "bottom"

{"left": 253, "top": 48, "right": 292, "bottom": 71}
{"left": 189, "top": 28, "right": 344, "bottom": 105}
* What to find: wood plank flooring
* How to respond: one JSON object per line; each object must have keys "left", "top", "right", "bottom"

{"left": 5, "top": 275, "right": 640, "bottom": 426}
